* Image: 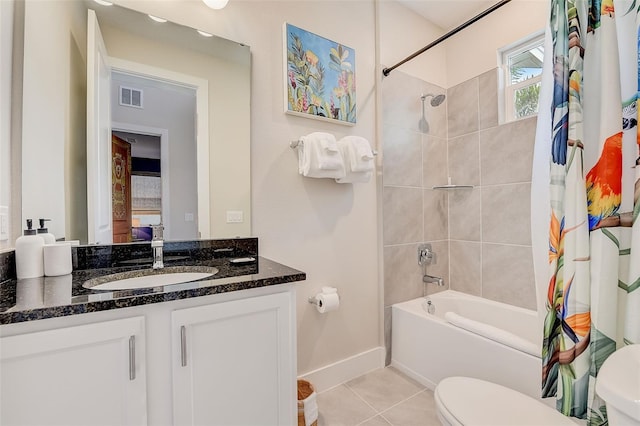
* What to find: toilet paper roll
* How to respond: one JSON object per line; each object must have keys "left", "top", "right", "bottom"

{"left": 43, "top": 243, "right": 72, "bottom": 277}
{"left": 316, "top": 292, "right": 339, "bottom": 313}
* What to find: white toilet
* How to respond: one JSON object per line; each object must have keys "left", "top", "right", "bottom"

{"left": 434, "top": 376, "right": 576, "bottom": 426}
{"left": 596, "top": 344, "right": 640, "bottom": 426}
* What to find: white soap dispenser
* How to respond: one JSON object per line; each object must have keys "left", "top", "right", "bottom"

{"left": 36, "top": 218, "right": 55, "bottom": 244}
{"left": 15, "top": 219, "right": 45, "bottom": 279}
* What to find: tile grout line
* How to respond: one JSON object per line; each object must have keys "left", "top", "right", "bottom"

{"left": 343, "top": 381, "right": 385, "bottom": 416}
{"left": 344, "top": 378, "right": 428, "bottom": 425}
{"left": 377, "top": 388, "right": 431, "bottom": 426}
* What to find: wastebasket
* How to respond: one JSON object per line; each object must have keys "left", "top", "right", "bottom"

{"left": 297, "top": 379, "right": 318, "bottom": 426}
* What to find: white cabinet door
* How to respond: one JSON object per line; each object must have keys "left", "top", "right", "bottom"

{"left": 172, "top": 291, "right": 295, "bottom": 426}
{"left": 0, "top": 316, "right": 147, "bottom": 426}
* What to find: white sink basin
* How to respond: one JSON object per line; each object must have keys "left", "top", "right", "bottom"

{"left": 83, "top": 266, "right": 219, "bottom": 291}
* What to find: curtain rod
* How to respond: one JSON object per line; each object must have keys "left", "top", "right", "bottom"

{"left": 382, "top": 0, "right": 512, "bottom": 77}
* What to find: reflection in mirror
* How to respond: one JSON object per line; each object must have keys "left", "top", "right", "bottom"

{"left": 20, "top": 0, "right": 251, "bottom": 245}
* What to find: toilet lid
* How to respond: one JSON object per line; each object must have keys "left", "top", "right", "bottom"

{"left": 435, "top": 377, "right": 576, "bottom": 426}
{"left": 595, "top": 344, "right": 640, "bottom": 421}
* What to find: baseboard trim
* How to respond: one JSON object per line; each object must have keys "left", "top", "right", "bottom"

{"left": 298, "top": 346, "right": 385, "bottom": 393}
{"left": 390, "top": 359, "right": 436, "bottom": 390}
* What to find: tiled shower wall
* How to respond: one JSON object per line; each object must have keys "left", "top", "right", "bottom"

{"left": 382, "top": 69, "right": 537, "bottom": 363}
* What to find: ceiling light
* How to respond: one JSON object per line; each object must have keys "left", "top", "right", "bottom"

{"left": 93, "top": 0, "right": 113, "bottom": 5}
{"left": 197, "top": 30, "right": 213, "bottom": 37}
{"left": 148, "top": 15, "right": 167, "bottom": 23}
{"left": 202, "top": 0, "right": 229, "bottom": 10}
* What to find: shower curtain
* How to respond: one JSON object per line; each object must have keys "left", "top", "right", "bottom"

{"left": 539, "top": 0, "right": 639, "bottom": 423}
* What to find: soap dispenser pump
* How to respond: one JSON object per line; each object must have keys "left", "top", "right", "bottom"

{"left": 15, "top": 219, "right": 45, "bottom": 279}
{"left": 36, "top": 218, "right": 55, "bottom": 244}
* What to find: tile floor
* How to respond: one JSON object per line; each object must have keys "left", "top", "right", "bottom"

{"left": 315, "top": 367, "right": 440, "bottom": 426}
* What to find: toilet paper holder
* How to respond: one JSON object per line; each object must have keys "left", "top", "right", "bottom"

{"left": 308, "top": 286, "right": 339, "bottom": 309}
{"left": 307, "top": 287, "right": 340, "bottom": 314}
{"left": 308, "top": 296, "right": 321, "bottom": 306}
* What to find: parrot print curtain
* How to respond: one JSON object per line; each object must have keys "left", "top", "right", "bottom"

{"left": 540, "top": 0, "right": 639, "bottom": 424}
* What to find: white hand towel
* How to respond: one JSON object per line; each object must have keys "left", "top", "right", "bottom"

{"left": 342, "top": 136, "right": 374, "bottom": 172}
{"left": 298, "top": 132, "right": 345, "bottom": 178}
{"left": 335, "top": 137, "right": 373, "bottom": 183}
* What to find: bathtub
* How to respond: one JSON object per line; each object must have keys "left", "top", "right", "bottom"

{"left": 391, "top": 290, "right": 546, "bottom": 402}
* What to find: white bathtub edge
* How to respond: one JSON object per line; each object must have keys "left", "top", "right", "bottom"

{"left": 391, "top": 359, "right": 438, "bottom": 391}
{"left": 444, "top": 311, "right": 541, "bottom": 358}
{"left": 298, "top": 346, "right": 385, "bottom": 393}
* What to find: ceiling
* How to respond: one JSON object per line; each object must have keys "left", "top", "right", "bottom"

{"left": 394, "top": 0, "right": 497, "bottom": 31}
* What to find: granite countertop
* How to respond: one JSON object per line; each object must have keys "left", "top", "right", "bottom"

{"left": 0, "top": 239, "right": 306, "bottom": 325}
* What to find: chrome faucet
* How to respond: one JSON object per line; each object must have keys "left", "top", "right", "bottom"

{"left": 423, "top": 274, "right": 444, "bottom": 286}
{"left": 151, "top": 225, "right": 164, "bottom": 269}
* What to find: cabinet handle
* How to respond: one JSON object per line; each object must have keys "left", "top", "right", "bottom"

{"left": 180, "top": 326, "right": 187, "bottom": 367}
{"left": 129, "top": 335, "right": 136, "bottom": 381}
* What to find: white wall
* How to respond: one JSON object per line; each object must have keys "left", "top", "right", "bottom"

{"left": 378, "top": 0, "right": 447, "bottom": 87}
{"left": 114, "top": 0, "right": 381, "bottom": 375}
{"left": 443, "top": 0, "right": 547, "bottom": 87}
{"left": 0, "top": 0, "right": 14, "bottom": 250}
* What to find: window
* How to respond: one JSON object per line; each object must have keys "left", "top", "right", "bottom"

{"left": 500, "top": 32, "right": 544, "bottom": 122}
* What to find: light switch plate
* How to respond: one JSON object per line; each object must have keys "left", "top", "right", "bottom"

{"left": 184, "top": 213, "right": 194, "bottom": 222}
{"left": 226, "top": 210, "right": 243, "bottom": 223}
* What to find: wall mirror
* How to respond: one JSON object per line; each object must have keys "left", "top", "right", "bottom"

{"left": 19, "top": 0, "right": 251, "bottom": 245}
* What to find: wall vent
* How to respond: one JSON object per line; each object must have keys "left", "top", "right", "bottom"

{"left": 119, "top": 86, "right": 143, "bottom": 108}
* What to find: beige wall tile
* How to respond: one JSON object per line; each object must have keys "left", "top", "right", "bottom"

{"left": 382, "top": 71, "right": 423, "bottom": 131}
{"left": 481, "top": 184, "right": 531, "bottom": 245}
{"left": 383, "top": 186, "right": 423, "bottom": 245}
{"left": 447, "top": 77, "right": 479, "bottom": 138}
{"left": 449, "top": 188, "right": 481, "bottom": 241}
{"left": 383, "top": 243, "right": 424, "bottom": 306}
{"left": 480, "top": 116, "right": 537, "bottom": 185}
{"left": 479, "top": 68, "right": 499, "bottom": 130}
{"left": 423, "top": 135, "right": 448, "bottom": 188}
{"left": 383, "top": 124, "right": 422, "bottom": 187}
{"left": 448, "top": 132, "right": 480, "bottom": 186}
{"left": 449, "top": 240, "right": 482, "bottom": 296}
{"left": 424, "top": 189, "right": 448, "bottom": 241}
{"left": 482, "top": 243, "right": 536, "bottom": 309}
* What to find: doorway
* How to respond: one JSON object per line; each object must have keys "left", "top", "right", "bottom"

{"left": 111, "top": 130, "right": 164, "bottom": 242}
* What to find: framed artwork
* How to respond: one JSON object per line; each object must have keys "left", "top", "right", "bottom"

{"left": 283, "top": 23, "right": 356, "bottom": 125}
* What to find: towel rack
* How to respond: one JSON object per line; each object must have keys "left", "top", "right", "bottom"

{"left": 290, "top": 140, "right": 378, "bottom": 156}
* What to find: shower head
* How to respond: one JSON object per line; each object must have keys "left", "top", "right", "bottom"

{"left": 421, "top": 93, "right": 446, "bottom": 107}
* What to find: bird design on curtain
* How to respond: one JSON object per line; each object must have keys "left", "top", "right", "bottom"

{"left": 540, "top": 0, "right": 639, "bottom": 424}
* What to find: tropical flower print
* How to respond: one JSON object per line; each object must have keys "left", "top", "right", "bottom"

{"left": 286, "top": 24, "right": 356, "bottom": 124}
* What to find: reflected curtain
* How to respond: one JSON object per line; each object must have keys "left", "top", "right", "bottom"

{"left": 539, "top": 0, "right": 639, "bottom": 423}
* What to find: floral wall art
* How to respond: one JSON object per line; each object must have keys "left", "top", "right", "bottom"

{"left": 284, "top": 23, "right": 356, "bottom": 125}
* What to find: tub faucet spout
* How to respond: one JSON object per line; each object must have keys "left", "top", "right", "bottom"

{"left": 423, "top": 274, "right": 444, "bottom": 286}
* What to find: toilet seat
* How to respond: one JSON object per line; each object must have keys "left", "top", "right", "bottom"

{"left": 435, "top": 377, "right": 576, "bottom": 426}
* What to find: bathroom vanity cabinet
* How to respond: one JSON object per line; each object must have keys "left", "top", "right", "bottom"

{"left": 0, "top": 316, "right": 148, "bottom": 425}
{"left": 0, "top": 286, "right": 297, "bottom": 425}
{"left": 172, "top": 291, "right": 293, "bottom": 425}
